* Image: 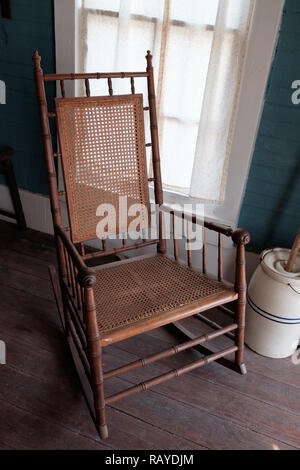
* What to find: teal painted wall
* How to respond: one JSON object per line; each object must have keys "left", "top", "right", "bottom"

{"left": 239, "top": 0, "right": 300, "bottom": 253}
{"left": 0, "top": 0, "right": 55, "bottom": 195}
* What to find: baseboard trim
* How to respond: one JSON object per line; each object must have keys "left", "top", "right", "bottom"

{"left": 0, "top": 184, "right": 54, "bottom": 235}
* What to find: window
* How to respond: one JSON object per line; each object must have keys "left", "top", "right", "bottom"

{"left": 78, "top": 0, "right": 254, "bottom": 203}
{"left": 54, "top": 0, "right": 285, "bottom": 225}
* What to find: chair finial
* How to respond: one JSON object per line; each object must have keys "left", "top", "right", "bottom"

{"left": 32, "top": 50, "right": 42, "bottom": 71}
{"left": 146, "top": 50, "right": 153, "bottom": 69}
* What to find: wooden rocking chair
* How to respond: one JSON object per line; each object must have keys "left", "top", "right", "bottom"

{"left": 33, "top": 50, "right": 250, "bottom": 440}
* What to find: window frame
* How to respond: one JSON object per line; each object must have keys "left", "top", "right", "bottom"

{"left": 54, "top": 0, "right": 285, "bottom": 227}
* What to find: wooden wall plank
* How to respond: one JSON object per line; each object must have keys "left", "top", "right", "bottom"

{"left": 239, "top": 0, "right": 300, "bottom": 251}
{"left": 0, "top": 0, "right": 55, "bottom": 195}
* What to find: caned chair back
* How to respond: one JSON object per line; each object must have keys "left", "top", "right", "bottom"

{"left": 56, "top": 94, "right": 150, "bottom": 243}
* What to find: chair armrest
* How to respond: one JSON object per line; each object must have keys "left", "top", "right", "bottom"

{"left": 202, "top": 221, "right": 250, "bottom": 246}
{"left": 163, "top": 205, "right": 250, "bottom": 243}
{"left": 204, "top": 220, "right": 233, "bottom": 237}
{"left": 55, "top": 226, "right": 97, "bottom": 287}
{"left": 201, "top": 220, "right": 250, "bottom": 247}
{"left": 164, "top": 205, "right": 233, "bottom": 238}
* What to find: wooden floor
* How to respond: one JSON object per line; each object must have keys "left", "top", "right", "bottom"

{"left": 0, "top": 220, "right": 299, "bottom": 450}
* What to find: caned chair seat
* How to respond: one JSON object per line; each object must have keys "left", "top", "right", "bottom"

{"left": 94, "top": 254, "right": 238, "bottom": 346}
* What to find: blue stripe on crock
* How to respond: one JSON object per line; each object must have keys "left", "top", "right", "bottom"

{"left": 247, "top": 294, "right": 300, "bottom": 325}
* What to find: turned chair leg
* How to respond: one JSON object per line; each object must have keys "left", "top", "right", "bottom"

{"left": 84, "top": 285, "right": 108, "bottom": 439}
{"left": 5, "top": 157, "right": 27, "bottom": 231}
{"left": 94, "top": 371, "right": 108, "bottom": 440}
{"left": 232, "top": 230, "right": 250, "bottom": 376}
{"left": 0, "top": 148, "right": 26, "bottom": 231}
{"left": 89, "top": 343, "right": 107, "bottom": 438}
{"left": 235, "top": 297, "right": 247, "bottom": 375}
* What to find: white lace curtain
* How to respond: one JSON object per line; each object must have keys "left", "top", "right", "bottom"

{"left": 79, "top": 0, "right": 255, "bottom": 203}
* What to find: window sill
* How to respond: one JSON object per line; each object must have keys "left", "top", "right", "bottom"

{"left": 149, "top": 186, "right": 234, "bottom": 230}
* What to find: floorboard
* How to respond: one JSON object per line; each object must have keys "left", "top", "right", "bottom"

{"left": 0, "top": 220, "right": 299, "bottom": 450}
